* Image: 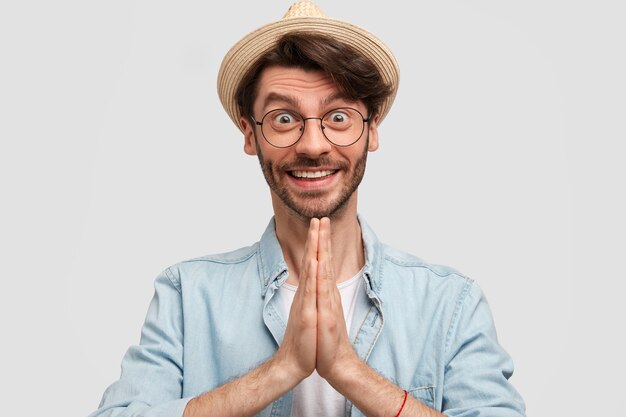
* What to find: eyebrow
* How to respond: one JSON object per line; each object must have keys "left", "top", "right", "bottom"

{"left": 262, "top": 93, "right": 300, "bottom": 109}
{"left": 322, "top": 92, "right": 352, "bottom": 106}
{"left": 261, "top": 92, "right": 355, "bottom": 112}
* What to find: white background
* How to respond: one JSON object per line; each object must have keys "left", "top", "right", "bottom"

{"left": 1, "top": 1, "right": 624, "bottom": 416}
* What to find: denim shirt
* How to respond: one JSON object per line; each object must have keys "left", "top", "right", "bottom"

{"left": 90, "top": 216, "right": 526, "bottom": 417}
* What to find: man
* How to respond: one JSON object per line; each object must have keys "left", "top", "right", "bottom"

{"left": 90, "top": 2, "right": 525, "bottom": 416}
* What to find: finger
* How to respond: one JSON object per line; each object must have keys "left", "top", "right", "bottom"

{"left": 305, "top": 218, "right": 320, "bottom": 262}
{"left": 298, "top": 218, "right": 320, "bottom": 310}
{"left": 317, "top": 217, "right": 331, "bottom": 263}
{"left": 317, "top": 217, "right": 334, "bottom": 306}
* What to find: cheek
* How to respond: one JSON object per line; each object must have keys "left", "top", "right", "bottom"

{"left": 346, "top": 144, "right": 369, "bottom": 164}
{"left": 257, "top": 144, "right": 284, "bottom": 172}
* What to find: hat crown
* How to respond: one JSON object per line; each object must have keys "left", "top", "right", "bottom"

{"left": 218, "top": 1, "right": 399, "bottom": 133}
{"left": 282, "top": 1, "right": 327, "bottom": 19}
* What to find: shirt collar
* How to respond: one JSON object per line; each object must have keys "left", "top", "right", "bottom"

{"left": 258, "top": 217, "right": 288, "bottom": 292}
{"left": 257, "top": 214, "right": 383, "bottom": 294}
{"left": 358, "top": 214, "right": 383, "bottom": 294}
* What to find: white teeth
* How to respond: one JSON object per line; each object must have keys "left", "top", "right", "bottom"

{"left": 292, "top": 170, "right": 335, "bottom": 178}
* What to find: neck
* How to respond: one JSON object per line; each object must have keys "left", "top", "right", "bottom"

{"left": 273, "top": 195, "right": 365, "bottom": 286}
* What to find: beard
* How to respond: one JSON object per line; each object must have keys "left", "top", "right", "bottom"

{"left": 255, "top": 138, "right": 369, "bottom": 220}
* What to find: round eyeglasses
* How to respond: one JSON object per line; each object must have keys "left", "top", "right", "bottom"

{"left": 251, "top": 107, "right": 370, "bottom": 148}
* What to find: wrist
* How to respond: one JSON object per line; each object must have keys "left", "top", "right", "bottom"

{"left": 269, "top": 351, "right": 310, "bottom": 388}
{"left": 323, "top": 350, "right": 364, "bottom": 390}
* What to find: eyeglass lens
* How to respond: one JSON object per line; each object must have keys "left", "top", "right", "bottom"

{"left": 260, "top": 107, "right": 366, "bottom": 147}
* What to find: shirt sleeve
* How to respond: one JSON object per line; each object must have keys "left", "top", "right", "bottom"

{"left": 441, "top": 281, "right": 526, "bottom": 417}
{"left": 88, "top": 268, "right": 193, "bottom": 417}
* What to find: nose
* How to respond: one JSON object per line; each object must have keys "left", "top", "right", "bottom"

{"left": 294, "top": 118, "right": 332, "bottom": 158}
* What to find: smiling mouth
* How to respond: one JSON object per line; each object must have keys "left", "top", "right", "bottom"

{"left": 289, "top": 170, "right": 337, "bottom": 179}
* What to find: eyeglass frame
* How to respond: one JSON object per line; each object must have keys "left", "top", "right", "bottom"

{"left": 250, "top": 107, "right": 371, "bottom": 148}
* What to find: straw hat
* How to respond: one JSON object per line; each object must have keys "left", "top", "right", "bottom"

{"left": 217, "top": 1, "right": 400, "bottom": 132}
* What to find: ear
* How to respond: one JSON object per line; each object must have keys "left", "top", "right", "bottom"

{"left": 241, "top": 116, "right": 257, "bottom": 156}
{"left": 367, "top": 113, "right": 380, "bottom": 152}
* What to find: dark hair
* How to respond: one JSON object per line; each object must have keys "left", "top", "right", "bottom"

{"left": 236, "top": 32, "right": 392, "bottom": 123}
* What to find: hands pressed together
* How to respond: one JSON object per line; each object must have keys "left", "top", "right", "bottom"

{"left": 185, "top": 217, "right": 437, "bottom": 417}
{"left": 276, "top": 217, "right": 360, "bottom": 388}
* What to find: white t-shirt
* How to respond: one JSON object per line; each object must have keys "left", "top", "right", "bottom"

{"left": 274, "top": 268, "right": 365, "bottom": 417}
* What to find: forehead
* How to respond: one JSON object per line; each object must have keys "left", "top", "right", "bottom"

{"left": 257, "top": 66, "right": 335, "bottom": 94}
{"left": 255, "top": 66, "right": 354, "bottom": 111}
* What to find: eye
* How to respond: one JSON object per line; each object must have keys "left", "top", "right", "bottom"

{"left": 266, "top": 110, "right": 301, "bottom": 133}
{"left": 273, "top": 112, "right": 296, "bottom": 124}
{"left": 328, "top": 111, "right": 349, "bottom": 124}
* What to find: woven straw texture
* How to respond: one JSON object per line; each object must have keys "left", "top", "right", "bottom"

{"left": 217, "top": 1, "right": 400, "bottom": 132}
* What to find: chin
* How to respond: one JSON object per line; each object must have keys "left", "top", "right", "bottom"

{"left": 283, "top": 193, "right": 353, "bottom": 220}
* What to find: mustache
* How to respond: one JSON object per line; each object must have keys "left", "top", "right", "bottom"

{"left": 279, "top": 156, "right": 348, "bottom": 171}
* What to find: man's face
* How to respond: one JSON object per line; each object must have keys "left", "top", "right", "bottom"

{"left": 240, "top": 66, "right": 379, "bottom": 220}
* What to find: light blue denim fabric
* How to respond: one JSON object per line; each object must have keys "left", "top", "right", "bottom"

{"left": 89, "top": 216, "right": 526, "bottom": 417}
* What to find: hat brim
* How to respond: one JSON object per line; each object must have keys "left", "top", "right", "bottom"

{"left": 217, "top": 17, "right": 400, "bottom": 132}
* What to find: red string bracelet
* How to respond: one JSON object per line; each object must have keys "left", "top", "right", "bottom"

{"left": 394, "top": 389, "right": 408, "bottom": 417}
